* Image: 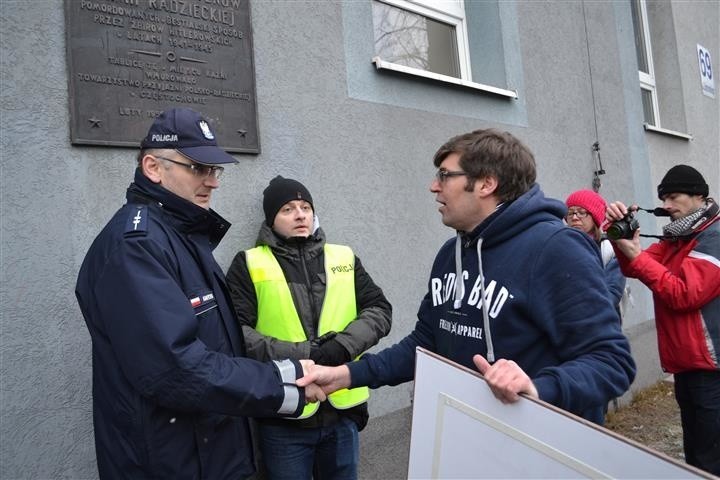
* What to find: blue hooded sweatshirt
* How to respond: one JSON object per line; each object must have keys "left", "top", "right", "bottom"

{"left": 348, "top": 184, "right": 636, "bottom": 424}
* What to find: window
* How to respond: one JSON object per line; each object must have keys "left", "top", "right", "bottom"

{"left": 372, "top": 0, "right": 469, "bottom": 79}
{"left": 628, "top": 0, "right": 691, "bottom": 139}
{"left": 370, "top": 0, "right": 516, "bottom": 98}
{"left": 630, "top": 0, "right": 659, "bottom": 126}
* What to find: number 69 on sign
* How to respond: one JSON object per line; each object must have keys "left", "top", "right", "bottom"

{"left": 697, "top": 44, "right": 715, "bottom": 98}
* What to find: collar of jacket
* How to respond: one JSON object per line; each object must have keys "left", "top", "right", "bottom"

{"left": 255, "top": 222, "right": 325, "bottom": 260}
{"left": 458, "top": 184, "right": 566, "bottom": 248}
{"left": 458, "top": 200, "right": 511, "bottom": 247}
{"left": 126, "top": 168, "right": 231, "bottom": 249}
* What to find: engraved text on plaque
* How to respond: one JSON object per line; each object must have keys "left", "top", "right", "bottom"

{"left": 65, "top": 0, "right": 259, "bottom": 153}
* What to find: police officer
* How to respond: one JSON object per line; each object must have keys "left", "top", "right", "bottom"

{"left": 75, "top": 108, "right": 325, "bottom": 479}
{"left": 226, "top": 176, "right": 392, "bottom": 480}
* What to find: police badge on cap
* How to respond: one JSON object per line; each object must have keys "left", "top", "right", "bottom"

{"left": 198, "top": 120, "right": 215, "bottom": 140}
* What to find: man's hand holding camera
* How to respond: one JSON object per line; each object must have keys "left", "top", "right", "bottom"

{"left": 606, "top": 201, "right": 642, "bottom": 260}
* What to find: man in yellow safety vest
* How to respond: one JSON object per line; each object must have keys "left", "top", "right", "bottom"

{"left": 226, "top": 175, "right": 392, "bottom": 480}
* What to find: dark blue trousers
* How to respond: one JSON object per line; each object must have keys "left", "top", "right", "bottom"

{"left": 673, "top": 370, "right": 720, "bottom": 476}
{"left": 257, "top": 417, "right": 359, "bottom": 480}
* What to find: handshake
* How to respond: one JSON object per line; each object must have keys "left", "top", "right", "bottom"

{"left": 297, "top": 360, "right": 351, "bottom": 404}
{"left": 297, "top": 350, "right": 541, "bottom": 406}
{"left": 297, "top": 331, "right": 354, "bottom": 403}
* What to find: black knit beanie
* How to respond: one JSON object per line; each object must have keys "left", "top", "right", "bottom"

{"left": 657, "top": 165, "right": 709, "bottom": 200}
{"left": 263, "top": 176, "right": 314, "bottom": 226}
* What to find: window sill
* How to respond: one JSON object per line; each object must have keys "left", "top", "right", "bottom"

{"left": 643, "top": 123, "right": 693, "bottom": 140}
{"left": 372, "top": 57, "right": 518, "bottom": 99}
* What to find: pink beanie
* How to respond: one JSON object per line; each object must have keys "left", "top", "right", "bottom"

{"left": 565, "top": 189, "right": 606, "bottom": 227}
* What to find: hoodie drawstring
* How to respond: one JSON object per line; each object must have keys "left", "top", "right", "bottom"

{"left": 452, "top": 234, "right": 495, "bottom": 362}
{"left": 476, "top": 238, "right": 495, "bottom": 362}
{"left": 453, "top": 234, "right": 464, "bottom": 309}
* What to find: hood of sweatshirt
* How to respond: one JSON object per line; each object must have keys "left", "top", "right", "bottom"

{"left": 464, "top": 183, "right": 566, "bottom": 248}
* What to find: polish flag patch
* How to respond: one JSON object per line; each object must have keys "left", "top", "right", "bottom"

{"left": 190, "top": 297, "right": 201, "bottom": 308}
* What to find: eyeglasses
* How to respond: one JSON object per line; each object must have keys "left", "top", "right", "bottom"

{"left": 565, "top": 209, "right": 589, "bottom": 220}
{"left": 435, "top": 170, "right": 468, "bottom": 183}
{"left": 154, "top": 155, "right": 224, "bottom": 180}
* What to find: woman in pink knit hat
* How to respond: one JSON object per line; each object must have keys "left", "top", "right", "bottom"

{"left": 565, "top": 190, "right": 627, "bottom": 319}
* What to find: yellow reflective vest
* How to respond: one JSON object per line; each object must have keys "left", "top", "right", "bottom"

{"left": 245, "top": 243, "right": 370, "bottom": 418}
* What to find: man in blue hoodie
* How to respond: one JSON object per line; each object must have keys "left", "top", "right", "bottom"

{"left": 300, "top": 129, "right": 636, "bottom": 424}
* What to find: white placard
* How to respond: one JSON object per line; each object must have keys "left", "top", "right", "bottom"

{"left": 407, "top": 348, "right": 710, "bottom": 479}
{"left": 697, "top": 44, "right": 715, "bottom": 98}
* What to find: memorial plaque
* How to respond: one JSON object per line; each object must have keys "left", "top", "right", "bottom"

{"left": 65, "top": 0, "right": 259, "bottom": 153}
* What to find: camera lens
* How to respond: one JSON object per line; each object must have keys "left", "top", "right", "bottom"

{"left": 607, "top": 214, "right": 639, "bottom": 240}
{"left": 606, "top": 222, "right": 627, "bottom": 241}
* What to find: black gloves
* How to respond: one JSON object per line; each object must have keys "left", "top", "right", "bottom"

{"left": 310, "top": 335, "right": 351, "bottom": 367}
{"left": 312, "top": 331, "right": 337, "bottom": 347}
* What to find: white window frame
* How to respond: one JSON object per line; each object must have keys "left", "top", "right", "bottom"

{"left": 633, "top": 0, "right": 660, "bottom": 127}
{"left": 375, "top": 0, "right": 472, "bottom": 80}
{"left": 371, "top": 0, "right": 517, "bottom": 98}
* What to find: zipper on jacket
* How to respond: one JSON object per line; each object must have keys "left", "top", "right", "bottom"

{"left": 297, "top": 242, "right": 320, "bottom": 338}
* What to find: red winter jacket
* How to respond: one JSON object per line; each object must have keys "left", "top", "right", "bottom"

{"left": 615, "top": 213, "right": 720, "bottom": 373}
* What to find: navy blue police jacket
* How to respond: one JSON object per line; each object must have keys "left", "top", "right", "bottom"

{"left": 76, "top": 169, "right": 305, "bottom": 479}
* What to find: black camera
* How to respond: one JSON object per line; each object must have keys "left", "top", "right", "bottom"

{"left": 607, "top": 212, "right": 640, "bottom": 240}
